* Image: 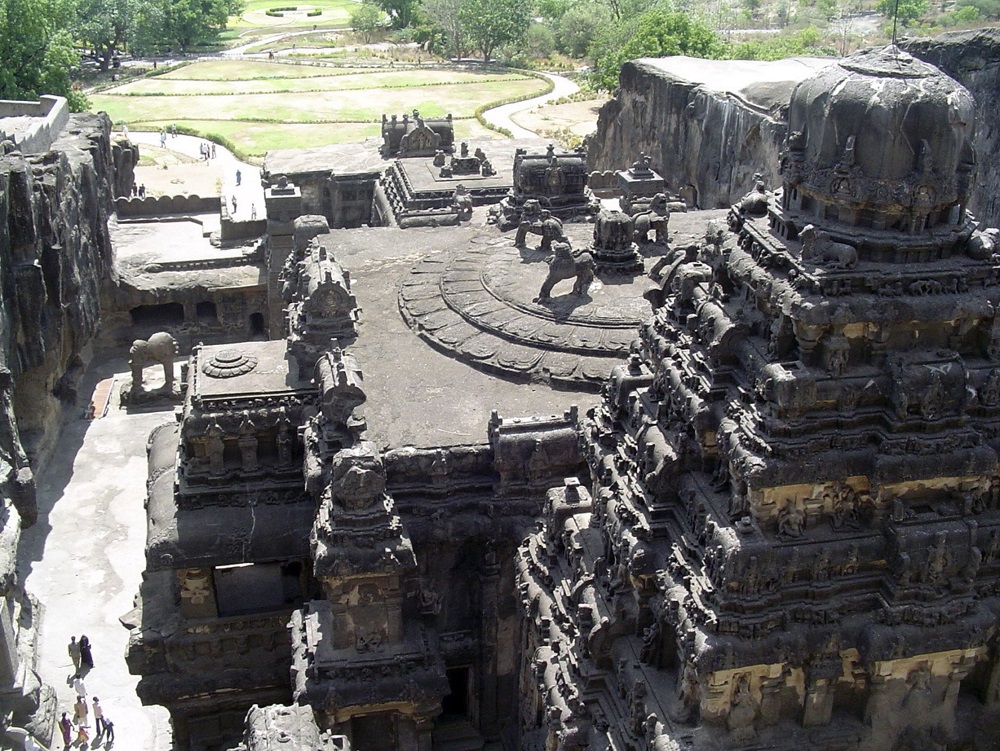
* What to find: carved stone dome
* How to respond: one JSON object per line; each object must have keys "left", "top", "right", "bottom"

{"left": 781, "top": 46, "right": 976, "bottom": 236}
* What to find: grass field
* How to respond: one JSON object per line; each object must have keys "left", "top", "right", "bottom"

{"left": 229, "top": 0, "right": 356, "bottom": 29}
{"left": 91, "top": 60, "right": 549, "bottom": 156}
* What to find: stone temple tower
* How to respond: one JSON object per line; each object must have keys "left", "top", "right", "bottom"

{"left": 516, "top": 46, "right": 1000, "bottom": 751}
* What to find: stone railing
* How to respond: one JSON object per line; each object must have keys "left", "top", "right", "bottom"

{"left": 116, "top": 194, "right": 220, "bottom": 217}
{"left": 0, "top": 95, "right": 69, "bottom": 154}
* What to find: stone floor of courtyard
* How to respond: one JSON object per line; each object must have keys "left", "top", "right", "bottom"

{"left": 18, "top": 354, "right": 174, "bottom": 751}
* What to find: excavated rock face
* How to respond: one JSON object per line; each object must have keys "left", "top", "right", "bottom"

{"left": 903, "top": 29, "right": 1000, "bottom": 228}
{"left": 586, "top": 56, "right": 832, "bottom": 209}
{"left": 0, "top": 112, "right": 128, "bottom": 525}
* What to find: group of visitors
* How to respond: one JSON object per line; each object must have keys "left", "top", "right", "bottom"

{"left": 59, "top": 635, "right": 115, "bottom": 749}
{"left": 199, "top": 141, "right": 217, "bottom": 161}
{"left": 130, "top": 183, "right": 146, "bottom": 199}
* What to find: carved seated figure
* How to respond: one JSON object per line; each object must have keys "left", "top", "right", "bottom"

{"left": 452, "top": 184, "right": 473, "bottom": 221}
{"left": 735, "top": 173, "right": 769, "bottom": 216}
{"left": 632, "top": 193, "right": 670, "bottom": 245}
{"left": 800, "top": 224, "right": 857, "bottom": 269}
{"left": 777, "top": 500, "right": 805, "bottom": 538}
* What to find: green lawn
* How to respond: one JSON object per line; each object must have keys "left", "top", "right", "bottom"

{"left": 94, "top": 60, "right": 548, "bottom": 156}
{"left": 229, "top": 0, "right": 356, "bottom": 29}
{"left": 129, "top": 118, "right": 503, "bottom": 156}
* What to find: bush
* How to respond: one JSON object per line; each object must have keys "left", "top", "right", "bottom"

{"left": 306, "top": 9, "right": 321, "bottom": 16}
{"left": 525, "top": 23, "right": 556, "bottom": 60}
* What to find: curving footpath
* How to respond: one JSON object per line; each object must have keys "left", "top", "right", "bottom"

{"left": 480, "top": 71, "right": 580, "bottom": 139}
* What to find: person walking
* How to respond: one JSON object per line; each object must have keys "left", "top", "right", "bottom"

{"left": 103, "top": 716, "right": 115, "bottom": 745}
{"left": 79, "top": 634, "right": 93, "bottom": 670}
{"left": 93, "top": 697, "right": 105, "bottom": 736}
{"left": 75, "top": 722, "right": 89, "bottom": 747}
{"left": 211, "top": 143, "right": 216, "bottom": 159}
{"left": 72, "top": 674, "right": 87, "bottom": 698}
{"left": 58, "top": 712, "right": 73, "bottom": 749}
{"left": 236, "top": 169, "right": 242, "bottom": 186}
{"left": 231, "top": 195, "right": 237, "bottom": 214}
{"left": 68, "top": 636, "right": 81, "bottom": 676}
{"left": 159, "top": 129, "right": 166, "bottom": 148}
{"left": 73, "top": 695, "right": 88, "bottom": 725}
{"left": 171, "top": 123, "right": 177, "bottom": 138}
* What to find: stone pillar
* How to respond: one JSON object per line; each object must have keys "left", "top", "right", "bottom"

{"left": 802, "top": 677, "right": 834, "bottom": 727}
{"left": 265, "top": 180, "right": 302, "bottom": 337}
{"left": 414, "top": 714, "right": 435, "bottom": 751}
{"left": 757, "top": 675, "right": 785, "bottom": 727}
{"left": 479, "top": 542, "right": 502, "bottom": 738}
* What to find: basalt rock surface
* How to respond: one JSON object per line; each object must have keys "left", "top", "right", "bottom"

{"left": 586, "top": 57, "right": 832, "bottom": 209}
{"left": 903, "top": 29, "right": 1000, "bottom": 227}
{"left": 0, "top": 112, "right": 129, "bottom": 524}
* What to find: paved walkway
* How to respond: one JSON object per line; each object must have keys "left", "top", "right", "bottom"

{"left": 18, "top": 357, "right": 175, "bottom": 751}
{"left": 127, "top": 130, "right": 265, "bottom": 220}
{"left": 480, "top": 72, "right": 580, "bottom": 139}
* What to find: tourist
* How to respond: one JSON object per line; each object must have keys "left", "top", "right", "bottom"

{"left": 170, "top": 123, "right": 176, "bottom": 138}
{"left": 75, "top": 722, "right": 89, "bottom": 746}
{"left": 122, "top": 124, "right": 129, "bottom": 138}
{"left": 58, "top": 712, "right": 72, "bottom": 749}
{"left": 93, "top": 697, "right": 105, "bottom": 736}
{"left": 73, "top": 695, "right": 87, "bottom": 725}
{"left": 231, "top": 196, "right": 238, "bottom": 214}
{"left": 251, "top": 203, "right": 256, "bottom": 220}
{"left": 68, "top": 636, "right": 81, "bottom": 675}
{"left": 139, "top": 184, "right": 146, "bottom": 199}
{"left": 211, "top": 143, "right": 216, "bottom": 159}
{"left": 236, "top": 169, "right": 242, "bottom": 186}
{"left": 131, "top": 183, "right": 137, "bottom": 197}
{"left": 72, "top": 674, "right": 86, "bottom": 697}
{"left": 79, "top": 634, "right": 93, "bottom": 670}
{"left": 104, "top": 716, "right": 115, "bottom": 745}
{"left": 159, "top": 129, "right": 166, "bottom": 148}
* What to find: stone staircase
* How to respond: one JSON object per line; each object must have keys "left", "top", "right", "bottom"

{"left": 431, "top": 717, "right": 484, "bottom": 751}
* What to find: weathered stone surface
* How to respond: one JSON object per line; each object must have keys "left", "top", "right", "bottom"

{"left": 902, "top": 28, "right": 1000, "bottom": 227}
{"left": 586, "top": 56, "right": 833, "bottom": 209}
{"left": 0, "top": 112, "right": 121, "bottom": 516}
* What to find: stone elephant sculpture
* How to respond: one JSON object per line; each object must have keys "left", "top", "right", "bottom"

{"left": 130, "top": 331, "right": 179, "bottom": 392}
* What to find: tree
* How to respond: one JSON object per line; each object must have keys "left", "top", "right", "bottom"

{"left": 875, "top": 0, "right": 928, "bottom": 25}
{"left": 421, "top": 0, "right": 465, "bottom": 58}
{"left": 955, "top": 0, "right": 1000, "bottom": 18}
{"left": 160, "top": 0, "right": 242, "bottom": 49}
{"left": 524, "top": 21, "right": 555, "bottom": 59}
{"left": 373, "top": 0, "right": 418, "bottom": 27}
{"left": 351, "top": 1, "right": 384, "bottom": 42}
{"left": 556, "top": 3, "right": 608, "bottom": 57}
{"left": 458, "top": 0, "right": 532, "bottom": 62}
{"left": 0, "top": 0, "right": 87, "bottom": 109}
{"left": 75, "top": 0, "right": 135, "bottom": 70}
{"left": 590, "top": 9, "right": 722, "bottom": 91}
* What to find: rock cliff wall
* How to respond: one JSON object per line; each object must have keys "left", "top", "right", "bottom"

{"left": 586, "top": 57, "right": 830, "bottom": 208}
{"left": 903, "top": 29, "right": 1000, "bottom": 228}
{"left": 588, "top": 44, "right": 1000, "bottom": 223}
{"left": 0, "top": 112, "right": 136, "bottom": 525}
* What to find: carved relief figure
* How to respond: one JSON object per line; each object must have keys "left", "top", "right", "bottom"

{"left": 777, "top": 500, "right": 805, "bottom": 538}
